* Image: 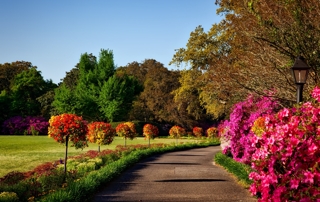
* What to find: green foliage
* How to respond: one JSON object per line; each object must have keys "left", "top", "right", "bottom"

{"left": 53, "top": 49, "right": 142, "bottom": 122}
{"left": 0, "top": 61, "right": 33, "bottom": 93}
{"left": 214, "top": 152, "right": 253, "bottom": 187}
{"left": 173, "top": 69, "right": 210, "bottom": 122}
{"left": 99, "top": 75, "right": 142, "bottom": 122}
{"left": 0, "top": 192, "right": 19, "bottom": 202}
{"left": 36, "top": 91, "right": 58, "bottom": 119}
{"left": 9, "top": 67, "right": 56, "bottom": 116}
{"left": 0, "top": 91, "right": 11, "bottom": 126}
{"left": 52, "top": 84, "right": 77, "bottom": 114}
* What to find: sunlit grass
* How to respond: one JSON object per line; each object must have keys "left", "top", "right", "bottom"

{"left": 0, "top": 135, "right": 197, "bottom": 177}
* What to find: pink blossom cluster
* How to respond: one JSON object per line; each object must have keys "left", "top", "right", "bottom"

{"left": 250, "top": 87, "right": 320, "bottom": 201}
{"left": 218, "top": 93, "right": 279, "bottom": 164}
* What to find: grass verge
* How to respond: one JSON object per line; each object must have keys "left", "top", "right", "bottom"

{"left": 214, "top": 152, "right": 253, "bottom": 188}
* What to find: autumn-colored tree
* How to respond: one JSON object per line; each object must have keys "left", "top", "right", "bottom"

{"left": 171, "top": 24, "right": 244, "bottom": 118}
{"left": 143, "top": 123, "right": 159, "bottom": 146}
{"left": 87, "top": 122, "right": 115, "bottom": 152}
{"left": 117, "top": 60, "right": 149, "bottom": 85}
{"left": 206, "top": 127, "right": 218, "bottom": 138}
{"left": 115, "top": 122, "right": 137, "bottom": 147}
{"left": 172, "top": 69, "right": 211, "bottom": 122}
{"left": 214, "top": 0, "right": 320, "bottom": 103}
{"left": 172, "top": 0, "right": 320, "bottom": 115}
{"left": 48, "top": 114, "right": 88, "bottom": 175}
{"left": 192, "top": 126, "right": 203, "bottom": 138}
{"left": 120, "top": 59, "right": 181, "bottom": 124}
{"left": 169, "top": 125, "right": 186, "bottom": 144}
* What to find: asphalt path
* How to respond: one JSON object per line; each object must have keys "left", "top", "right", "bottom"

{"left": 92, "top": 146, "right": 257, "bottom": 202}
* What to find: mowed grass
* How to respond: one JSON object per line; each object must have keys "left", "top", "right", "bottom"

{"left": 0, "top": 135, "right": 195, "bottom": 178}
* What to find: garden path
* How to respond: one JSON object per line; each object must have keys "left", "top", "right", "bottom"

{"left": 92, "top": 146, "right": 256, "bottom": 202}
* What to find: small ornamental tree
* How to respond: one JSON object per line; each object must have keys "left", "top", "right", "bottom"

{"left": 48, "top": 114, "right": 88, "bottom": 175}
{"left": 206, "top": 127, "right": 218, "bottom": 138}
{"left": 192, "top": 126, "right": 203, "bottom": 138}
{"left": 115, "top": 122, "right": 136, "bottom": 146}
{"left": 143, "top": 124, "right": 159, "bottom": 147}
{"left": 87, "top": 122, "right": 115, "bottom": 152}
{"left": 249, "top": 86, "right": 320, "bottom": 201}
{"left": 169, "top": 125, "right": 186, "bottom": 144}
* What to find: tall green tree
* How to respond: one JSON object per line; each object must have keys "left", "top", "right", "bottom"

{"left": 53, "top": 49, "right": 142, "bottom": 122}
{"left": 99, "top": 74, "right": 142, "bottom": 122}
{"left": 10, "top": 67, "right": 56, "bottom": 116}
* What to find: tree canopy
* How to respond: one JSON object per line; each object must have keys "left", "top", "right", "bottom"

{"left": 171, "top": 0, "right": 320, "bottom": 118}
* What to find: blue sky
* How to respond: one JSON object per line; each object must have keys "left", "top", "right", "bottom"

{"left": 0, "top": 0, "right": 222, "bottom": 84}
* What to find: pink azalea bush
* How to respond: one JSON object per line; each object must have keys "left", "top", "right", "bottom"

{"left": 249, "top": 86, "right": 320, "bottom": 201}
{"left": 218, "top": 93, "right": 279, "bottom": 164}
{"left": 2, "top": 116, "right": 49, "bottom": 135}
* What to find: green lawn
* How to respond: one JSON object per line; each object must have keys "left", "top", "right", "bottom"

{"left": 0, "top": 135, "right": 194, "bottom": 178}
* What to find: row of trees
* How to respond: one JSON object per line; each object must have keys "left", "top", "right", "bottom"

{"left": 0, "top": 50, "right": 216, "bottom": 134}
{"left": 2, "top": 0, "right": 318, "bottom": 133}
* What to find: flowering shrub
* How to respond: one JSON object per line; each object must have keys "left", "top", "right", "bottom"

{"left": 1, "top": 116, "right": 49, "bottom": 135}
{"left": 192, "top": 127, "right": 203, "bottom": 138}
{"left": 206, "top": 127, "right": 218, "bottom": 138}
{"left": 143, "top": 124, "right": 159, "bottom": 139}
{"left": 115, "top": 122, "right": 136, "bottom": 140}
{"left": 218, "top": 93, "right": 279, "bottom": 164}
{"left": 169, "top": 125, "right": 186, "bottom": 139}
{"left": 249, "top": 87, "right": 320, "bottom": 201}
{"left": 48, "top": 114, "right": 88, "bottom": 149}
{"left": 87, "top": 122, "right": 115, "bottom": 145}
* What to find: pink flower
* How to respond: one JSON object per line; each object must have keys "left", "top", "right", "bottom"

{"left": 311, "top": 86, "right": 320, "bottom": 102}
{"left": 303, "top": 171, "right": 314, "bottom": 184}
{"left": 278, "top": 108, "right": 290, "bottom": 119}
{"left": 307, "top": 143, "right": 318, "bottom": 156}
{"left": 290, "top": 179, "right": 300, "bottom": 189}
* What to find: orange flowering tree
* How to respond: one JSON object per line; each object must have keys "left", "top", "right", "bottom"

{"left": 143, "top": 124, "right": 159, "bottom": 146}
{"left": 192, "top": 127, "right": 203, "bottom": 138}
{"left": 48, "top": 114, "right": 88, "bottom": 175}
{"left": 206, "top": 127, "right": 218, "bottom": 138}
{"left": 115, "top": 122, "right": 137, "bottom": 146}
{"left": 169, "top": 125, "right": 186, "bottom": 144}
{"left": 87, "top": 122, "right": 115, "bottom": 152}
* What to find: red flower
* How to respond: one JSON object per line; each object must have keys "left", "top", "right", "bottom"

{"left": 48, "top": 114, "right": 88, "bottom": 149}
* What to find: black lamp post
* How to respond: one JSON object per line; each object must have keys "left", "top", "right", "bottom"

{"left": 291, "top": 56, "right": 310, "bottom": 103}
